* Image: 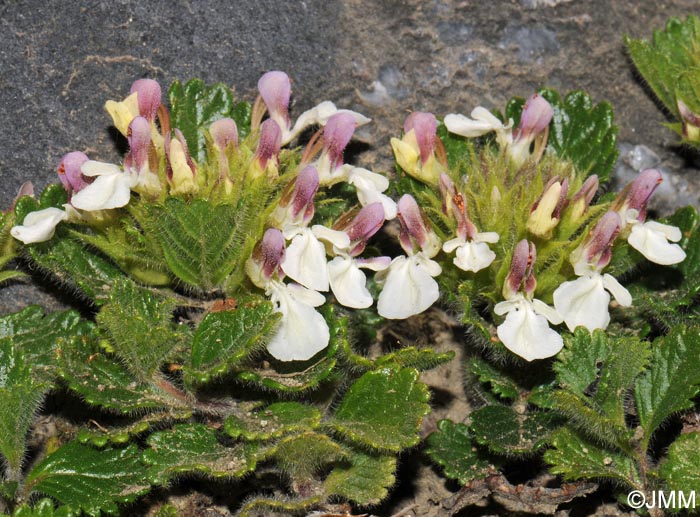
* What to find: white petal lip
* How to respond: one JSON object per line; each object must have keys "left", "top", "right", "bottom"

{"left": 328, "top": 256, "right": 373, "bottom": 309}
{"left": 11, "top": 207, "right": 66, "bottom": 244}
{"left": 282, "top": 229, "right": 330, "bottom": 292}
{"left": 627, "top": 221, "right": 686, "bottom": 265}
{"left": 311, "top": 225, "right": 351, "bottom": 251}
{"left": 376, "top": 254, "right": 440, "bottom": 319}
{"left": 602, "top": 273, "right": 632, "bottom": 307}
{"left": 496, "top": 297, "right": 563, "bottom": 361}
{"left": 553, "top": 275, "right": 611, "bottom": 332}
{"left": 284, "top": 101, "right": 370, "bottom": 145}
{"left": 454, "top": 240, "right": 496, "bottom": 273}
{"left": 267, "top": 282, "right": 330, "bottom": 362}
{"left": 347, "top": 168, "right": 398, "bottom": 220}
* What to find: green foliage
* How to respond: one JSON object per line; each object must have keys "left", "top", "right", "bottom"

{"left": 331, "top": 367, "right": 430, "bottom": 452}
{"left": 271, "top": 432, "right": 346, "bottom": 480}
{"left": 97, "top": 279, "right": 187, "bottom": 379}
{"left": 626, "top": 16, "right": 700, "bottom": 137}
{"left": 138, "top": 198, "right": 248, "bottom": 290}
{"left": 506, "top": 89, "right": 618, "bottom": 182}
{"left": 24, "top": 442, "right": 150, "bottom": 515}
{"left": 7, "top": 500, "right": 75, "bottom": 517}
{"left": 225, "top": 402, "right": 321, "bottom": 441}
{"left": 168, "top": 79, "right": 236, "bottom": 162}
{"left": 142, "top": 423, "right": 256, "bottom": 484}
{"left": 425, "top": 419, "right": 492, "bottom": 485}
{"left": 470, "top": 405, "right": 557, "bottom": 456}
{"left": 635, "top": 327, "right": 700, "bottom": 451}
{"left": 187, "top": 298, "right": 278, "bottom": 383}
{"left": 0, "top": 308, "right": 90, "bottom": 476}
{"left": 659, "top": 432, "right": 700, "bottom": 493}
{"left": 323, "top": 450, "right": 397, "bottom": 504}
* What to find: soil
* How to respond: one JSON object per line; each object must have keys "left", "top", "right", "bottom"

{"left": 2, "top": 1, "right": 699, "bottom": 515}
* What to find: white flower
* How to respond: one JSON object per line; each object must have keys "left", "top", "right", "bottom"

{"left": 346, "top": 167, "right": 398, "bottom": 220}
{"left": 328, "top": 255, "right": 391, "bottom": 309}
{"left": 553, "top": 273, "right": 632, "bottom": 332}
{"left": 442, "top": 232, "right": 498, "bottom": 273}
{"left": 282, "top": 225, "right": 349, "bottom": 292}
{"left": 266, "top": 281, "right": 330, "bottom": 362}
{"left": 494, "top": 294, "right": 563, "bottom": 361}
{"left": 445, "top": 107, "right": 513, "bottom": 148}
{"left": 70, "top": 161, "right": 135, "bottom": 211}
{"left": 627, "top": 220, "right": 686, "bottom": 265}
{"left": 10, "top": 207, "right": 67, "bottom": 244}
{"left": 376, "top": 253, "right": 441, "bottom": 319}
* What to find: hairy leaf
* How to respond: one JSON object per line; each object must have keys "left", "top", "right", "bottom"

{"left": 187, "top": 297, "right": 278, "bottom": 383}
{"left": 323, "top": 450, "right": 397, "bottom": 505}
{"left": 467, "top": 356, "right": 519, "bottom": 400}
{"left": 626, "top": 16, "right": 700, "bottom": 119}
{"left": 139, "top": 198, "right": 246, "bottom": 290}
{"left": 470, "top": 405, "right": 558, "bottom": 456}
{"left": 0, "top": 308, "right": 89, "bottom": 473}
{"left": 544, "top": 428, "right": 640, "bottom": 487}
{"left": 554, "top": 329, "right": 611, "bottom": 395}
{"left": 9, "top": 500, "right": 75, "bottom": 517}
{"left": 375, "top": 346, "right": 455, "bottom": 371}
{"left": 24, "top": 442, "right": 150, "bottom": 515}
{"left": 635, "top": 327, "right": 700, "bottom": 451}
{"left": 658, "top": 432, "right": 700, "bottom": 493}
{"left": 425, "top": 419, "right": 492, "bottom": 484}
{"left": 225, "top": 402, "right": 321, "bottom": 441}
{"left": 97, "top": 279, "right": 185, "bottom": 379}
{"left": 142, "top": 423, "right": 255, "bottom": 484}
{"left": 331, "top": 367, "right": 430, "bottom": 452}
{"left": 271, "top": 432, "right": 346, "bottom": 480}
{"left": 169, "top": 79, "right": 235, "bottom": 163}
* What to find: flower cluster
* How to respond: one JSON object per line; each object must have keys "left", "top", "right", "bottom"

{"left": 391, "top": 94, "right": 686, "bottom": 361}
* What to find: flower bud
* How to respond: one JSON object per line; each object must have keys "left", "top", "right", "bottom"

{"left": 246, "top": 228, "right": 286, "bottom": 288}
{"left": 165, "top": 129, "right": 198, "bottom": 195}
{"left": 272, "top": 166, "right": 319, "bottom": 229}
{"left": 257, "top": 71, "right": 292, "bottom": 133}
{"left": 397, "top": 194, "right": 441, "bottom": 257}
{"left": 391, "top": 112, "right": 444, "bottom": 185}
{"left": 504, "top": 239, "right": 536, "bottom": 299}
{"left": 570, "top": 210, "right": 621, "bottom": 275}
{"left": 678, "top": 99, "right": 700, "bottom": 142}
{"left": 568, "top": 175, "right": 599, "bottom": 222}
{"left": 250, "top": 119, "right": 282, "bottom": 180}
{"left": 130, "top": 79, "right": 162, "bottom": 122}
{"left": 527, "top": 177, "right": 568, "bottom": 238}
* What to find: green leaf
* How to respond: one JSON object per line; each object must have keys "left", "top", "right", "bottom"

{"left": 231, "top": 101, "right": 252, "bottom": 139}
{"left": 467, "top": 356, "right": 519, "bottom": 400}
{"left": 331, "top": 367, "right": 430, "bottom": 452}
{"left": 374, "top": 346, "right": 455, "bottom": 371}
{"left": 0, "top": 308, "right": 90, "bottom": 473}
{"left": 323, "top": 450, "right": 397, "bottom": 505}
{"left": 187, "top": 298, "right": 278, "bottom": 383}
{"left": 24, "top": 442, "right": 150, "bottom": 515}
{"left": 626, "top": 16, "right": 700, "bottom": 118}
{"left": 506, "top": 89, "right": 618, "bottom": 182}
{"left": 225, "top": 402, "right": 321, "bottom": 441}
{"left": 470, "top": 405, "right": 558, "bottom": 455}
{"left": 437, "top": 121, "right": 476, "bottom": 169}
{"left": 26, "top": 238, "right": 125, "bottom": 304}
{"left": 544, "top": 428, "right": 640, "bottom": 487}
{"left": 659, "top": 432, "right": 700, "bottom": 493}
{"left": 97, "top": 279, "right": 186, "bottom": 379}
{"left": 142, "top": 423, "right": 255, "bottom": 484}
{"left": 76, "top": 410, "right": 190, "bottom": 447}
{"left": 168, "top": 79, "right": 235, "bottom": 162}
{"left": 554, "top": 329, "right": 612, "bottom": 395}
{"left": 139, "top": 198, "right": 246, "bottom": 290}
{"left": 271, "top": 432, "right": 346, "bottom": 480}
{"left": 425, "top": 419, "right": 492, "bottom": 484}
{"left": 10, "top": 500, "right": 75, "bottom": 517}
{"left": 635, "top": 327, "right": 700, "bottom": 451}
{"left": 238, "top": 496, "right": 321, "bottom": 517}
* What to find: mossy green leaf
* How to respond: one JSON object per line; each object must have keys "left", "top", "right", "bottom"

{"left": 323, "top": 450, "right": 397, "bottom": 505}
{"left": 425, "top": 419, "right": 492, "bottom": 484}
{"left": 25, "top": 442, "right": 150, "bottom": 516}
{"left": 470, "top": 405, "right": 558, "bottom": 456}
{"left": 142, "top": 423, "right": 256, "bottom": 485}
{"left": 225, "top": 402, "right": 321, "bottom": 441}
{"left": 659, "top": 432, "right": 700, "bottom": 494}
{"left": 330, "top": 367, "right": 430, "bottom": 452}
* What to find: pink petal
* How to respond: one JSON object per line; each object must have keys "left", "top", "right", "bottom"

{"left": 125, "top": 116, "right": 151, "bottom": 172}
{"left": 57, "top": 151, "right": 90, "bottom": 194}
{"left": 514, "top": 93, "right": 553, "bottom": 141}
{"left": 256, "top": 119, "right": 282, "bottom": 169}
{"left": 210, "top": 118, "right": 239, "bottom": 150}
{"left": 323, "top": 112, "right": 356, "bottom": 169}
{"left": 404, "top": 111, "right": 437, "bottom": 164}
{"left": 258, "top": 71, "right": 291, "bottom": 129}
{"left": 130, "top": 79, "right": 162, "bottom": 121}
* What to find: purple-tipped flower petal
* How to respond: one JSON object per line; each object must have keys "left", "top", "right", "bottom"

{"left": 626, "top": 169, "right": 662, "bottom": 216}
{"left": 130, "top": 79, "right": 161, "bottom": 122}
{"left": 505, "top": 239, "right": 537, "bottom": 299}
{"left": 125, "top": 116, "right": 151, "bottom": 173}
{"left": 290, "top": 166, "right": 320, "bottom": 221}
{"left": 582, "top": 211, "right": 621, "bottom": 271}
{"left": 256, "top": 119, "right": 283, "bottom": 170}
{"left": 257, "top": 228, "right": 286, "bottom": 280}
{"left": 404, "top": 112, "right": 438, "bottom": 165}
{"left": 397, "top": 194, "right": 439, "bottom": 256}
{"left": 258, "top": 71, "right": 291, "bottom": 131}
{"left": 342, "top": 202, "right": 385, "bottom": 256}
{"left": 513, "top": 93, "right": 554, "bottom": 142}
{"left": 57, "top": 151, "right": 90, "bottom": 194}
{"left": 323, "top": 112, "right": 356, "bottom": 170}
{"left": 570, "top": 175, "right": 599, "bottom": 220}
{"left": 210, "top": 118, "right": 239, "bottom": 151}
